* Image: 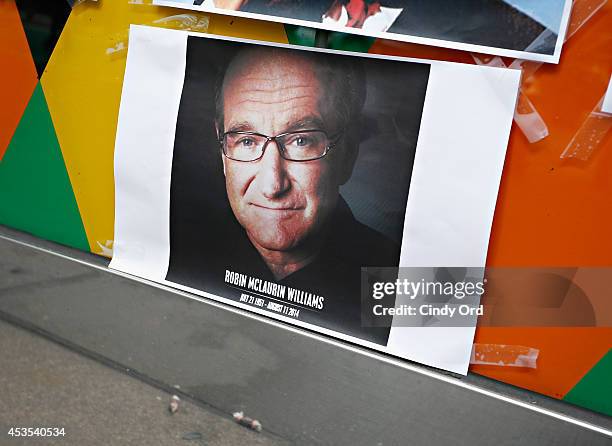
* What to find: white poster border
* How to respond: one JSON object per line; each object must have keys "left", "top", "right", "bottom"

{"left": 110, "top": 25, "right": 521, "bottom": 375}
{"left": 154, "top": 0, "right": 573, "bottom": 63}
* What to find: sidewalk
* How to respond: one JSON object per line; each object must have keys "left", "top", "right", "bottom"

{"left": 1, "top": 228, "right": 610, "bottom": 445}
{"left": 0, "top": 320, "right": 289, "bottom": 446}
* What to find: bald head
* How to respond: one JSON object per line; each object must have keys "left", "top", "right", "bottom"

{"left": 215, "top": 46, "right": 366, "bottom": 146}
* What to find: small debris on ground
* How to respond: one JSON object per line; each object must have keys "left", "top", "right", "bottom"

{"left": 182, "top": 431, "right": 203, "bottom": 441}
{"left": 169, "top": 395, "right": 180, "bottom": 414}
{"left": 233, "top": 411, "right": 262, "bottom": 432}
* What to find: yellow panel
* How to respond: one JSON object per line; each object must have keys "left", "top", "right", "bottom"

{"left": 41, "top": 0, "right": 287, "bottom": 255}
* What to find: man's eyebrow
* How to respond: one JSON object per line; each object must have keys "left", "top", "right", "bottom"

{"left": 225, "top": 117, "right": 326, "bottom": 134}
{"left": 283, "top": 116, "right": 326, "bottom": 133}
{"left": 226, "top": 122, "right": 255, "bottom": 133}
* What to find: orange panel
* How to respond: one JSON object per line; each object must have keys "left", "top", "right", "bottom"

{"left": 471, "top": 328, "right": 612, "bottom": 398}
{"left": 0, "top": 0, "right": 38, "bottom": 160}
{"left": 370, "top": 39, "right": 473, "bottom": 64}
{"left": 371, "top": 4, "right": 612, "bottom": 397}
{"left": 372, "top": 5, "right": 612, "bottom": 266}
{"left": 487, "top": 9, "right": 612, "bottom": 267}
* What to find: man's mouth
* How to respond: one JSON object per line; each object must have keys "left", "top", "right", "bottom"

{"left": 250, "top": 203, "right": 303, "bottom": 211}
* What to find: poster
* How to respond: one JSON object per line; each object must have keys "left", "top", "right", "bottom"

{"left": 155, "top": 0, "right": 573, "bottom": 63}
{"left": 110, "top": 25, "right": 520, "bottom": 374}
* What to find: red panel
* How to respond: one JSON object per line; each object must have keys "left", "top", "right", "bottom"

{"left": 0, "top": 0, "right": 38, "bottom": 160}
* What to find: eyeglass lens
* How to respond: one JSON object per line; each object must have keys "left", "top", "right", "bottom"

{"left": 223, "top": 131, "right": 329, "bottom": 161}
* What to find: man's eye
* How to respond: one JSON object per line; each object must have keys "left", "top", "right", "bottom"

{"left": 287, "top": 135, "right": 313, "bottom": 147}
{"left": 237, "top": 138, "right": 256, "bottom": 147}
{"left": 295, "top": 137, "right": 310, "bottom": 146}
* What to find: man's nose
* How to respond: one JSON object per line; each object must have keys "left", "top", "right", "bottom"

{"left": 257, "top": 140, "right": 291, "bottom": 198}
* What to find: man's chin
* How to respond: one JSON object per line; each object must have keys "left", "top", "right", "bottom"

{"left": 249, "top": 236, "right": 299, "bottom": 253}
{"left": 245, "top": 228, "right": 304, "bottom": 253}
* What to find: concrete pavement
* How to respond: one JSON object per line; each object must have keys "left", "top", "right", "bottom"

{"left": 0, "top": 320, "right": 289, "bottom": 446}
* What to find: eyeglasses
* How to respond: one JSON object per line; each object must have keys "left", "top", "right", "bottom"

{"left": 220, "top": 129, "right": 337, "bottom": 162}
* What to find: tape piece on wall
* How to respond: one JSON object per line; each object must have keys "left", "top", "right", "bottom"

{"left": 470, "top": 344, "right": 539, "bottom": 369}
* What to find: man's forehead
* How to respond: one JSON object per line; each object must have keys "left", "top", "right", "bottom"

{"left": 220, "top": 49, "right": 343, "bottom": 133}
{"left": 223, "top": 49, "right": 322, "bottom": 91}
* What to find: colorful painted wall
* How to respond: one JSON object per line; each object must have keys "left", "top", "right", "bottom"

{"left": 0, "top": 0, "right": 610, "bottom": 417}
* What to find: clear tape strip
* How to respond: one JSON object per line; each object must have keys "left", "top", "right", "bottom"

{"left": 68, "top": 0, "right": 98, "bottom": 7}
{"left": 472, "top": 54, "right": 548, "bottom": 143}
{"left": 513, "top": 89, "right": 550, "bottom": 143}
{"left": 566, "top": 0, "right": 608, "bottom": 39}
{"left": 470, "top": 344, "right": 539, "bottom": 368}
{"left": 561, "top": 97, "right": 612, "bottom": 160}
{"left": 106, "top": 14, "right": 210, "bottom": 56}
{"left": 152, "top": 13, "right": 210, "bottom": 30}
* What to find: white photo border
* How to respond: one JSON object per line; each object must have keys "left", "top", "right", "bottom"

{"left": 111, "top": 25, "right": 521, "bottom": 375}
{"left": 154, "top": 0, "right": 573, "bottom": 64}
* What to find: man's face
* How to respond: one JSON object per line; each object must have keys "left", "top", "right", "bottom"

{"left": 221, "top": 52, "right": 346, "bottom": 253}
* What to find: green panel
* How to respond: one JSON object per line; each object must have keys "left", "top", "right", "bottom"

{"left": 284, "top": 25, "right": 375, "bottom": 53}
{"left": 284, "top": 25, "right": 316, "bottom": 47}
{"left": 563, "top": 349, "right": 612, "bottom": 416}
{"left": 0, "top": 83, "right": 89, "bottom": 251}
{"left": 327, "top": 32, "right": 375, "bottom": 53}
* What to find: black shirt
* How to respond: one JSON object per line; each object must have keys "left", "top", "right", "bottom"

{"left": 167, "top": 196, "right": 397, "bottom": 345}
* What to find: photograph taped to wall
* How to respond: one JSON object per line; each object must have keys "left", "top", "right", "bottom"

{"left": 110, "top": 25, "right": 520, "bottom": 374}
{"left": 155, "top": 0, "right": 573, "bottom": 63}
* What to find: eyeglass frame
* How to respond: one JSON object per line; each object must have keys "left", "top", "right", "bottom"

{"left": 219, "top": 129, "right": 342, "bottom": 163}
